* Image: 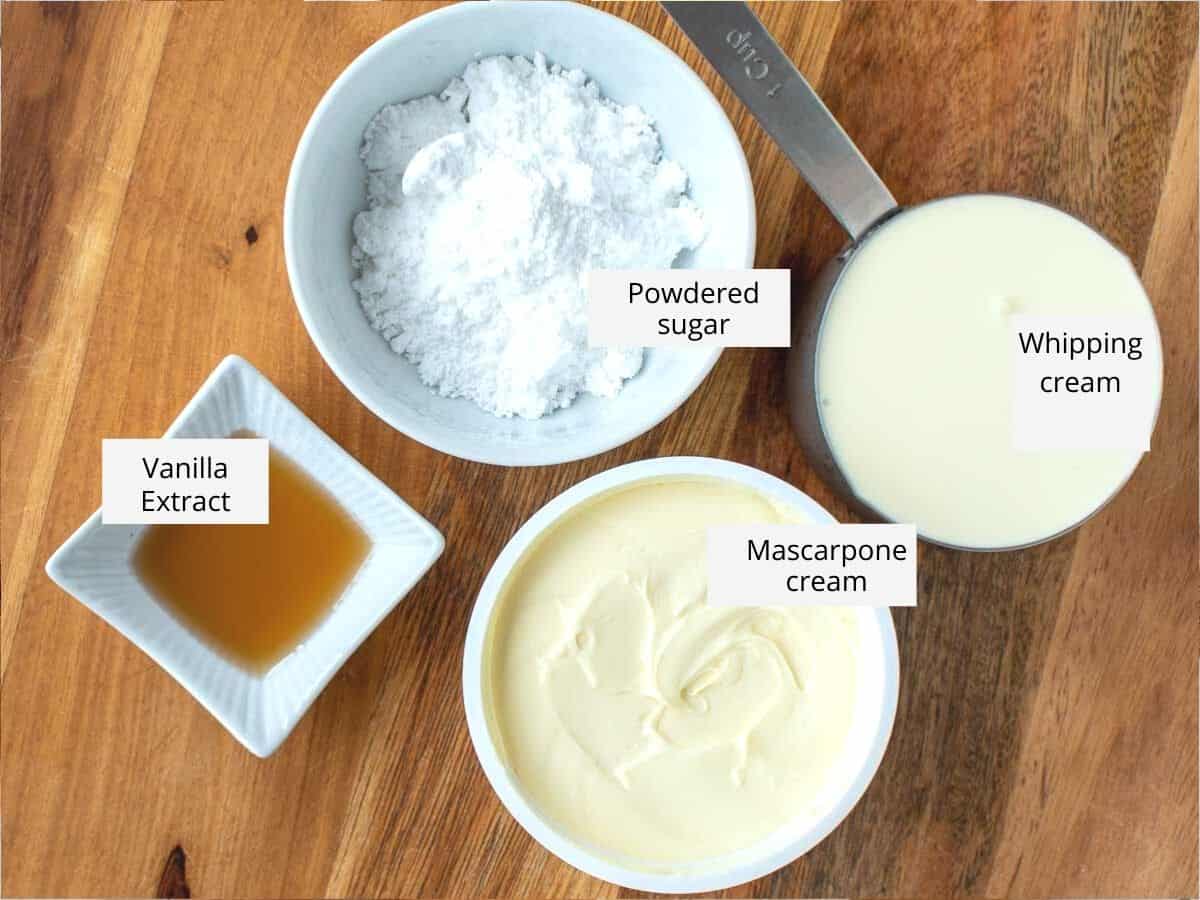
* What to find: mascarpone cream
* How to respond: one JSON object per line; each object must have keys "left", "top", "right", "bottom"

{"left": 484, "top": 477, "right": 859, "bottom": 868}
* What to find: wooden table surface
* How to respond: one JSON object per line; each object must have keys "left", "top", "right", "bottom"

{"left": 3, "top": 2, "right": 1197, "bottom": 897}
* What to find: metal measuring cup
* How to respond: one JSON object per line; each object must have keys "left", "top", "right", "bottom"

{"left": 661, "top": 1, "right": 1161, "bottom": 551}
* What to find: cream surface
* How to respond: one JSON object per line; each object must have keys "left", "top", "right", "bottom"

{"left": 817, "top": 195, "right": 1160, "bottom": 549}
{"left": 485, "top": 478, "right": 859, "bottom": 869}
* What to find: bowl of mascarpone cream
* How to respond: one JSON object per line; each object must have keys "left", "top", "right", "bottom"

{"left": 463, "top": 458, "right": 899, "bottom": 892}
{"left": 284, "top": 1, "right": 755, "bottom": 465}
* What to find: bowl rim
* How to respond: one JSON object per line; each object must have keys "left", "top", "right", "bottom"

{"left": 461, "top": 456, "right": 900, "bottom": 892}
{"left": 283, "top": 0, "right": 756, "bottom": 466}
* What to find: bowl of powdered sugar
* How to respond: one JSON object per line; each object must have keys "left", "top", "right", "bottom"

{"left": 285, "top": 0, "right": 755, "bottom": 465}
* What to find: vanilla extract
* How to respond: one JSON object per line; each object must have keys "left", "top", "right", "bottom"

{"left": 133, "top": 430, "right": 370, "bottom": 673}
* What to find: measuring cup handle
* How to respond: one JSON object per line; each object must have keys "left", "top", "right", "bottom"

{"left": 662, "top": 1, "right": 898, "bottom": 242}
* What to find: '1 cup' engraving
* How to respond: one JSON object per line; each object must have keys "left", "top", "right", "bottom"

{"left": 726, "top": 28, "right": 783, "bottom": 97}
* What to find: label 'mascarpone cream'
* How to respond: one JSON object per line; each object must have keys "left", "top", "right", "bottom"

{"left": 484, "top": 477, "right": 859, "bottom": 869}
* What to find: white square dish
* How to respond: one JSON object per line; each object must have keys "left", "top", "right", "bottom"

{"left": 45, "top": 355, "right": 444, "bottom": 757}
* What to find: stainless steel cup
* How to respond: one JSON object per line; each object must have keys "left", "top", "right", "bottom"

{"left": 662, "top": 1, "right": 1162, "bottom": 551}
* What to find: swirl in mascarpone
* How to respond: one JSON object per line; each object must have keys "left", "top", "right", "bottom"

{"left": 485, "top": 477, "right": 859, "bottom": 868}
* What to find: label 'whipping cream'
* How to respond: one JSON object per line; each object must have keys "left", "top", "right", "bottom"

{"left": 816, "top": 194, "right": 1162, "bottom": 549}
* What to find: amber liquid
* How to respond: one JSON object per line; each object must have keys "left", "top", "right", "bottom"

{"left": 133, "top": 431, "right": 370, "bottom": 673}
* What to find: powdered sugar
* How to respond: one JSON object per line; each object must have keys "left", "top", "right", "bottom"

{"left": 351, "top": 53, "right": 705, "bottom": 419}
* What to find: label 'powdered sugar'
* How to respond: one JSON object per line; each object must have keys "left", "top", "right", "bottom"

{"left": 351, "top": 53, "right": 706, "bottom": 419}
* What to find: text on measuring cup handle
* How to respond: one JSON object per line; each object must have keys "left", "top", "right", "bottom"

{"left": 726, "top": 28, "right": 783, "bottom": 97}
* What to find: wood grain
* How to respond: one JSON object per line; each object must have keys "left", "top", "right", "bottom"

{"left": 2, "top": 2, "right": 1196, "bottom": 897}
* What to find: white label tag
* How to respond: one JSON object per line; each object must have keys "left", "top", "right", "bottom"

{"left": 587, "top": 269, "right": 790, "bottom": 348}
{"left": 101, "top": 438, "right": 269, "bottom": 524}
{"left": 1010, "top": 314, "right": 1159, "bottom": 451}
{"left": 707, "top": 523, "right": 917, "bottom": 607}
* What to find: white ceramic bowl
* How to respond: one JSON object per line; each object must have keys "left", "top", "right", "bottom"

{"left": 462, "top": 457, "right": 899, "bottom": 892}
{"left": 284, "top": 0, "right": 756, "bottom": 466}
{"left": 45, "top": 356, "right": 444, "bottom": 757}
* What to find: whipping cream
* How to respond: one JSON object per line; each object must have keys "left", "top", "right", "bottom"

{"left": 484, "top": 478, "right": 859, "bottom": 869}
{"left": 817, "top": 195, "right": 1160, "bottom": 549}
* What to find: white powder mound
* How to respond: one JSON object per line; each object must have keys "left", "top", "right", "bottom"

{"left": 351, "top": 53, "right": 706, "bottom": 419}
